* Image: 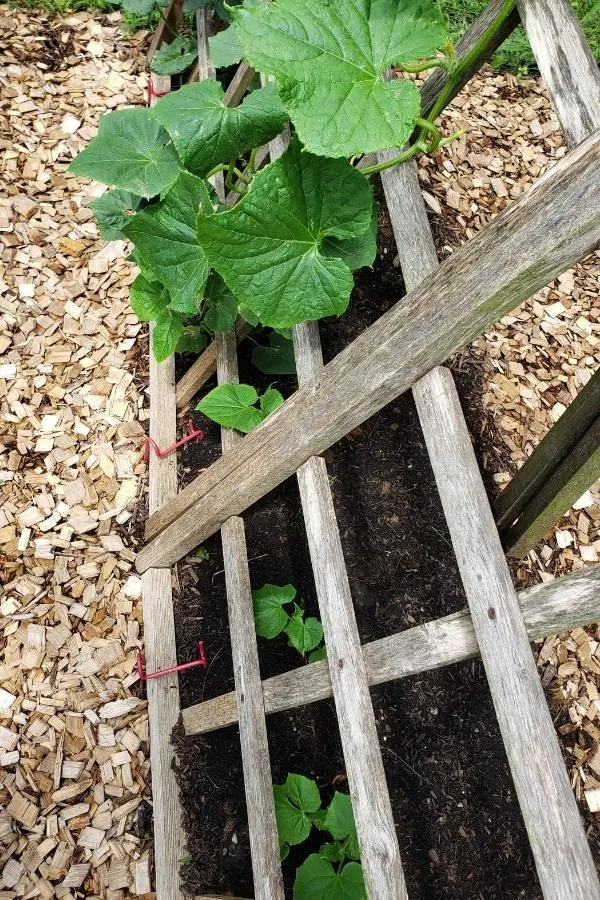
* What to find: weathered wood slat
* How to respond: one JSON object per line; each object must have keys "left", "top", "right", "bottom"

{"left": 380, "top": 150, "right": 599, "bottom": 898}
{"left": 221, "top": 514, "right": 284, "bottom": 900}
{"left": 517, "top": 0, "right": 600, "bottom": 147}
{"left": 419, "top": 371, "right": 600, "bottom": 900}
{"left": 175, "top": 319, "right": 251, "bottom": 410}
{"left": 147, "top": 0, "right": 183, "bottom": 62}
{"left": 182, "top": 564, "right": 600, "bottom": 734}
{"left": 142, "top": 319, "right": 183, "bottom": 900}
{"left": 495, "top": 369, "right": 600, "bottom": 531}
{"left": 223, "top": 61, "right": 256, "bottom": 107}
{"left": 138, "top": 128, "right": 600, "bottom": 569}
{"left": 505, "top": 415, "right": 600, "bottom": 557}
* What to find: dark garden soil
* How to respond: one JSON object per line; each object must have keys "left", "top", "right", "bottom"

{"left": 163, "top": 191, "right": 598, "bottom": 899}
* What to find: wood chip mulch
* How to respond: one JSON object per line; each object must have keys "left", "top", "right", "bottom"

{"left": 1, "top": 12, "right": 599, "bottom": 896}
{"left": 1, "top": 10, "right": 155, "bottom": 897}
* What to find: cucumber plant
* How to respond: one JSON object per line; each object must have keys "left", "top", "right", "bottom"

{"left": 69, "top": 0, "right": 497, "bottom": 361}
{"left": 252, "top": 583, "right": 326, "bottom": 662}
{"left": 274, "top": 773, "right": 364, "bottom": 899}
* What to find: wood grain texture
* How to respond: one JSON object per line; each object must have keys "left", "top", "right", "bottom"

{"left": 382, "top": 146, "right": 599, "bottom": 898}
{"left": 215, "top": 325, "right": 283, "bottom": 898}
{"left": 417, "top": 367, "right": 600, "bottom": 900}
{"left": 297, "top": 456, "right": 407, "bottom": 900}
{"left": 223, "top": 61, "right": 256, "bottom": 107}
{"left": 505, "top": 416, "right": 600, "bottom": 557}
{"left": 181, "top": 564, "right": 600, "bottom": 734}
{"left": 517, "top": 0, "right": 600, "bottom": 147}
{"left": 138, "top": 129, "right": 600, "bottom": 569}
{"left": 143, "top": 320, "right": 183, "bottom": 899}
{"left": 495, "top": 369, "right": 600, "bottom": 531}
{"left": 221, "top": 518, "right": 284, "bottom": 900}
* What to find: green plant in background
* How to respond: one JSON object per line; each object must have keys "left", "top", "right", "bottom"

{"left": 274, "top": 774, "right": 364, "bottom": 899}
{"left": 439, "top": 0, "right": 600, "bottom": 72}
{"left": 252, "top": 584, "right": 326, "bottom": 661}
{"left": 71, "top": 0, "right": 525, "bottom": 360}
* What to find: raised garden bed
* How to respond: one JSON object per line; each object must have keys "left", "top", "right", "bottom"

{"left": 167, "top": 206, "right": 600, "bottom": 898}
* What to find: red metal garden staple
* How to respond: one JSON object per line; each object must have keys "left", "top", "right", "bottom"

{"left": 139, "top": 419, "right": 205, "bottom": 462}
{"left": 137, "top": 641, "right": 208, "bottom": 681}
{"left": 147, "top": 80, "right": 170, "bottom": 105}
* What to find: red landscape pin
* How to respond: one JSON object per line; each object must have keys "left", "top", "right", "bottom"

{"left": 137, "top": 641, "right": 208, "bottom": 681}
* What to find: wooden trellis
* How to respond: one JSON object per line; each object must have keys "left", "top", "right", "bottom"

{"left": 139, "top": 2, "right": 600, "bottom": 898}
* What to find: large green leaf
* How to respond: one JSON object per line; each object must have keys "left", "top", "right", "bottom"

{"left": 203, "top": 274, "right": 239, "bottom": 333}
{"left": 123, "top": 170, "right": 211, "bottom": 314}
{"left": 322, "top": 201, "right": 379, "bottom": 272}
{"left": 153, "top": 310, "right": 184, "bottom": 362}
{"left": 151, "top": 35, "right": 198, "bottom": 76}
{"left": 274, "top": 774, "right": 321, "bottom": 847}
{"left": 252, "top": 583, "right": 296, "bottom": 638}
{"left": 197, "top": 138, "right": 373, "bottom": 328}
{"left": 152, "top": 81, "right": 288, "bottom": 177}
{"left": 88, "top": 189, "right": 141, "bottom": 241}
{"left": 284, "top": 605, "right": 324, "bottom": 655}
{"left": 209, "top": 25, "right": 244, "bottom": 68}
{"left": 233, "top": 0, "right": 447, "bottom": 157}
{"left": 69, "top": 108, "right": 180, "bottom": 199}
{"left": 322, "top": 792, "right": 360, "bottom": 859}
{"left": 294, "top": 856, "right": 366, "bottom": 899}
{"left": 130, "top": 274, "right": 168, "bottom": 321}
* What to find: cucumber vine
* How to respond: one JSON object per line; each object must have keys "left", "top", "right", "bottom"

{"left": 70, "top": 0, "right": 516, "bottom": 361}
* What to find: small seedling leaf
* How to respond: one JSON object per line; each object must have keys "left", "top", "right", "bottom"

{"left": 88, "top": 189, "right": 141, "bottom": 241}
{"left": 152, "top": 80, "right": 288, "bottom": 177}
{"left": 209, "top": 25, "right": 244, "bottom": 68}
{"left": 195, "top": 547, "right": 210, "bottom": 561}
{"left": 69, "top": 108, "right": 180, "bottom": 199}
{"left": 233, "top": 0, "right": 446, "bottom": 157}
{"left": 308, "top": 646, "right": 327, "bottom": 664}
{"left": 196, "top": 383, "right": 263, "bottom": 433}
{"left": 252, "top": 583, "right": 296, "bottom": 638}
{"left": 294, "top": 856, "right": 366, "bottom": 899}
{"left": 151, "top": 35, "right": 198, "bottom": 76}
{"left": 260, "top": 387, "right": 284, "bottom": 416}
{"left": 285, "top": 606, "right": 324, "bottom": 655}
{"left": 323, "top": 792, "right": 357, "bottom": 844}
{"left": 197, "top": 137, "right": 373, "bottom": 328}
{"left": 251, "top": 331, "right": 296, "bottom": 375}
{"left": 153, "top": 309, "right": 184, "bottom": 362}
{"left": 130, "top": 274, "right": 168, "bottom": 322}
{"left": 318, "top": 842, "right": 346, "bottom": 864}
{"left": 123, "top": 170, "right": 211, "bottom": 314}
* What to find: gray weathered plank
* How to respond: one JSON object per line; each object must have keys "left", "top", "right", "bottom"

{"left": 495, "top": 369, "right": 600, "bottom": 531}
{"left": 138, "top": 128, "right": 600, "bottom": 569}
{"left": 297, "top": 456, "right": 407, "bottom": 900}
{"left": 505, "top": 415, "right": 600, "bottom": 558}
{"left": 517, "top": 0, "right": 600, "bottom": 147}
{"left": 182, "top": 563, "right": 600, "bottom": 734}
{"left": 417, "top": 368, "right": 600, "bottom": 900}
{"left": 223, "top": 61, "right": 256, "bottom": 107}
{"left": 380, "top": 139, "right": 600, "bottom": 896}
{"left": 220, "top": 515, "right": 284, "bottom": 900}
{"left": 147, "top": 0, "right": 183, "bottom": 62}
{"left": 142, "top": 320, "right": 183, "bottom": 900}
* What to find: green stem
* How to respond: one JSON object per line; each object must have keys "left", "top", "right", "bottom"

{"left": 360, "top": 142, "right": 422, "bottom": 176}
{"left": 428, "top": 0, "right": 517, "bottom": 123}
{"left": 396, "top": 56, "right": 451, "bottom": 74}
{"left": 205, "top": 162, "right": 229, "bottom": 180}
{"left": 248, "top": 146, "right": 258, "bottom": 176}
